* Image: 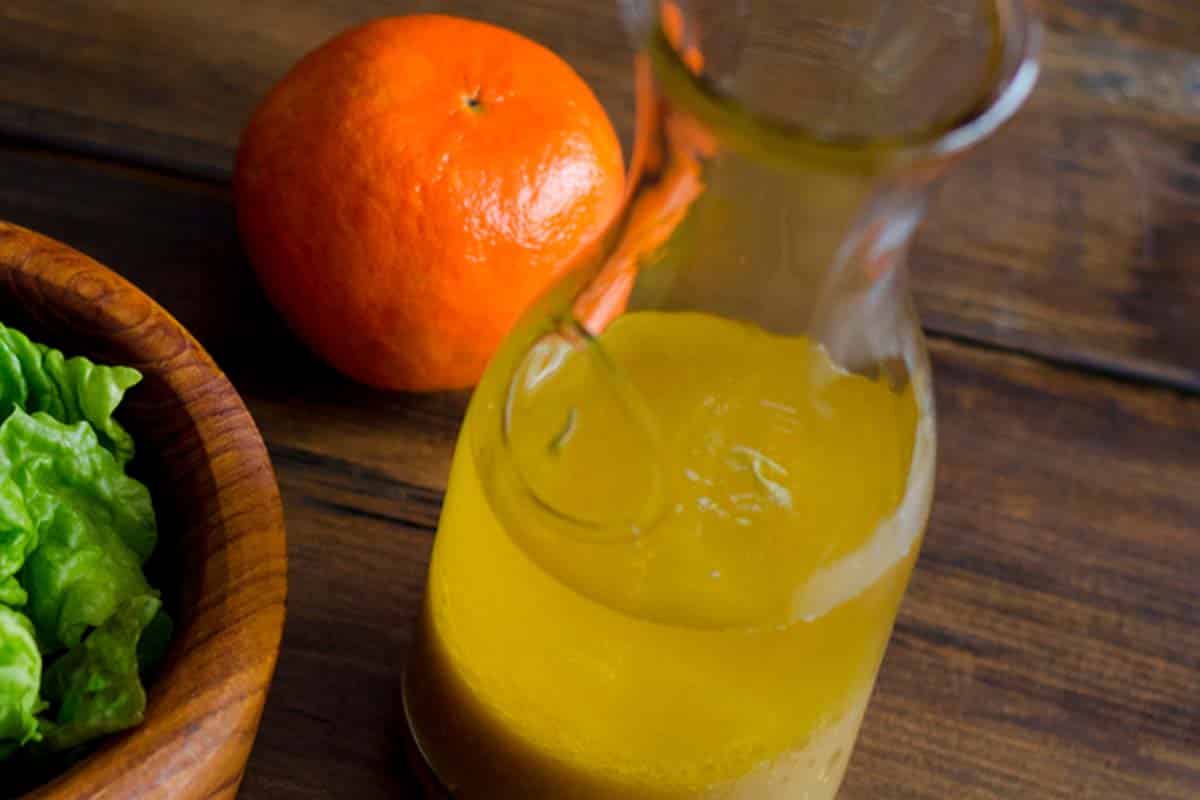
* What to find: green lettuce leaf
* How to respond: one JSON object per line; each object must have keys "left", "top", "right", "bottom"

{"left": 0, "top": 474, "right": 36, "bottom": 599}
{"left": 0, "top": 577, "right": 26, "bottom": 607}
{"left": 0, "top": 322, "right": 141, "bottom": 466}
{"left": 0, "top": 605, "right": 42, "bottom": 756}
{"left": 0, "top": 322, "right": 169, "bottom": 764}
{"left": 3, "top": 410, "right": 157, "bottom": 652}
{"left": 39, "top": 595, "right": 159, "bottom": 753}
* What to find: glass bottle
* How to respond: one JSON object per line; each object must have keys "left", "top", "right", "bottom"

{"left": 405, "top": 2, "right": 1040, "bottom": 797}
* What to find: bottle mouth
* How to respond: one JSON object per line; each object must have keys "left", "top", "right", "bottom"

{"left": 646, "top": 0, "right": 1043, "bottom": 174}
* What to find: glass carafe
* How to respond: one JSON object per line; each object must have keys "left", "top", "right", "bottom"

{"left": 405, "top": 2, "right": 1040, "bottom": 797}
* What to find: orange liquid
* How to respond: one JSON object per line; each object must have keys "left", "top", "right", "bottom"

{"left": 406, "top": 311, "right": 933, "bottom": 798}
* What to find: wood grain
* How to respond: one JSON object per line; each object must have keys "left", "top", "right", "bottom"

{"left": 1035, "top": 0, "right": 1200, "bottom": 52}
{"left": 0, "top": 1, "right": 1196, "bottom": 392}
{"left": 0, "top": 222, "right": 287, "bottom": 800}
{"left": 0, "top": 145, "right": 1196, "bottom": 798}
{"left": 0, "top": 1, "right": 635, "bottom": 178}
{"left": 247, "top": 339, "right": 1200, "bottom": 800}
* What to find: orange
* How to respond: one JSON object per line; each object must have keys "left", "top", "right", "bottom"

{"left": 234, "top": 15, "right": 624, "bottom": 391}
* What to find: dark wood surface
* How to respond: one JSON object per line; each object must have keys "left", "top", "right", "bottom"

{"left": 0, "top": 222, "right": 287, "bottom": 800}
{"left": 2, "top": 1, "right": 1198, "bottom": 391}
{"left": 0, "top": 2, "right": 1197, "bottom": 798}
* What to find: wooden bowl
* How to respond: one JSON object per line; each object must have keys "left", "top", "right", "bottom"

{"left": 0, "top": 221, "right": 287, "bottom": 799}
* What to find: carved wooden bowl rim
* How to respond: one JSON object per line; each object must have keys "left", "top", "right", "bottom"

{"left": 0, "top": 221, "right": 287, "bottom": 800}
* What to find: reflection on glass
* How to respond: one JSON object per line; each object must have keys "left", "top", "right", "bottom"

{"left": 406, "top": 1, "right": 1040, "bottom": 797}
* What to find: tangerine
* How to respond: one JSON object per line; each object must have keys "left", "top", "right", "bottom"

{"left": 234, "top": 15, "right": 624, "bottom": 390}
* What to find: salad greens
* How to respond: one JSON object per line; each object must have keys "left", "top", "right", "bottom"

{"left": 0, "top": 321, "right": 169, "bottom": 764}
{"left": 0, "top": 324, "right": 141, "bottom": 466}
{"left": 39, "top": 595, "right": 161, "bottom": 753}
{"left": 0, "top": 606, "right": 41, "bottom": 759}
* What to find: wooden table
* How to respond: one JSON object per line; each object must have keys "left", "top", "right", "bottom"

{"left": 2, "top": 2, "right": 1198, "bottom": 798}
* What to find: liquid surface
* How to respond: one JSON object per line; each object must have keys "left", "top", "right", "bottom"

{"left": 406, "top": 311, "right": 933, "bottom": 799}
